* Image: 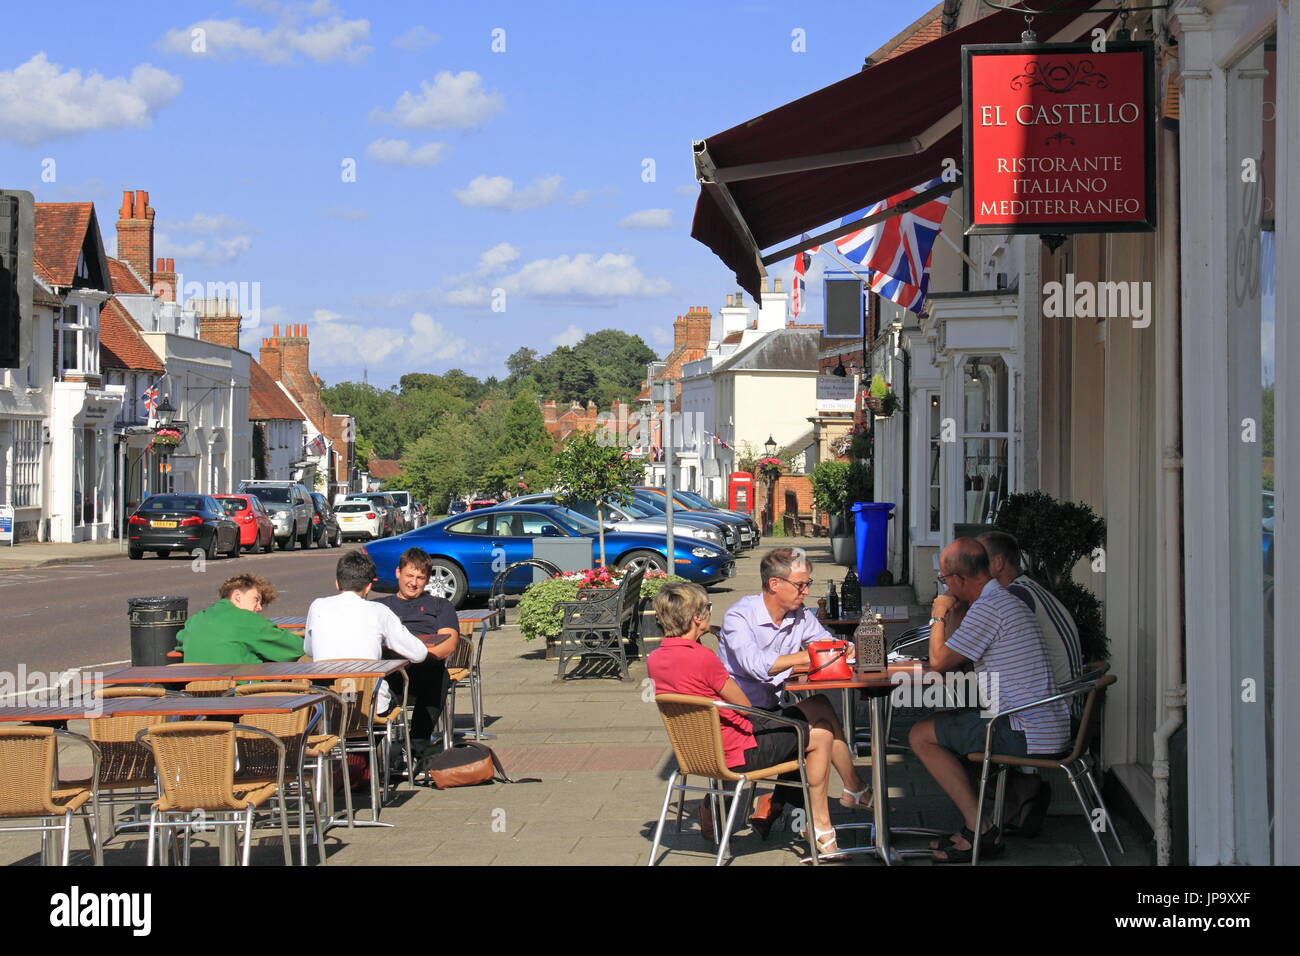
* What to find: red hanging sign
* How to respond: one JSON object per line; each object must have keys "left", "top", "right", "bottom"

{"left": 962, "top": 42, "right": 1157, "bottom": 235}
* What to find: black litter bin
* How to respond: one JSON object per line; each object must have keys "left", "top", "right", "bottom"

{"left": 127, "top": 596, "right": 189, "bottom": 666}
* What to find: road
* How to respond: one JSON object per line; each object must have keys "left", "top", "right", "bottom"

{"left": 0, "top": 545, "right": 365, "bottom": 677}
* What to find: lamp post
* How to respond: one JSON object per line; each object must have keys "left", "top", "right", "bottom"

{"left": 764, "top": 435, "right": 777, "bottom": 536}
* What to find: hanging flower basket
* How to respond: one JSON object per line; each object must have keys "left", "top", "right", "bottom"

{"left": 864, "top": 396, "right": 886, "bottom": 415}
{"left": 757, "top": 456, "right": 783, "bottom": 481}
{"left": 151, "top": 428, "right": 182, "bottom": 450}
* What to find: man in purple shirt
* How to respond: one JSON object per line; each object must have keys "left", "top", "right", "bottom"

{"left": 718, "top": 547, "right": 870, "bottom": 830}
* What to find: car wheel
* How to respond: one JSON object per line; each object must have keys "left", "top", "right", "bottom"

{"left": 279, "top": 534, "right": 294, "bottom": 551}
{"left": 616, "top": 549, "right": 668, "bottom": 575}
{"left": 250, "top": 532, "right": 262, "bottom": 554}
{"left": 332, "top": 529, "right": 342, "bottom": 548}
{"left": 423, "top": 560, "right": 467, "bottom": 608}
{"left": 229, "top": 534, "right": 241, "bottom": 558}
{"left": 204, "top": 534, "right": 218, "bottom": 562}
{"left": 128, "top": 548, "right": 143, "bottom": 560}
{"left": 299, "top": 524, "right": 312, "bottom": 549}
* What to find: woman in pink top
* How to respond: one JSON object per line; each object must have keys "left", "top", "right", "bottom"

{"left": 647, "top": 582, "right": 869, "bottom": 858}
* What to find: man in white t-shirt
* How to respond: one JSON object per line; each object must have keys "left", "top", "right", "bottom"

{"left": 304, "top": 550, "right": 428, "bottom": 714}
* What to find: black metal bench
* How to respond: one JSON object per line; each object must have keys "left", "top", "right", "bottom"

{"left": 555, "top": 566, "right": 645, "bottom": 681}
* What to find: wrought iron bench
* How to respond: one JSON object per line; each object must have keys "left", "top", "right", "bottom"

{"left": 555, "top": 566, "right": 646, "bottom": 681}
{"left": 487, "top": 558, "right": 563, "bottom": 630}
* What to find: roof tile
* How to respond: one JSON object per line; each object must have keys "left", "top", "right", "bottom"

{"left": 33, "top": 203, "right": 94, "bottom": 287}
{"left": 249, "top": 359, "right": 307, "bottom": 421}
{"left": 99, "top": 298, "right": 164, "bottom": 372}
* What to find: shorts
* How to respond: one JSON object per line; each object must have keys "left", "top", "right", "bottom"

{"left": 932, "top": 709, "right": 1028, "bottom": 758}
{"left": 732, "top": 705, "right": 806, "bottom": 772}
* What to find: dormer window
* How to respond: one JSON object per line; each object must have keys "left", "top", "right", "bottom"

{"left": 75, "top": 252, "right": 91, "bottom": 282}
{"left": 54, "top": 302, "right": 100, "bottom": 377}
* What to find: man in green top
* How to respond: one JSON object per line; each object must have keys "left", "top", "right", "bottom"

{"left": 178, "top": 573, "right": 304, "bottom": 664}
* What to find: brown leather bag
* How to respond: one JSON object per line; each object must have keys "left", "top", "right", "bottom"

{"left": 416, "top": 743, "right": 539, "bottom": 789}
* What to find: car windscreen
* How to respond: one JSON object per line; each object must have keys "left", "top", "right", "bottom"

{"left": 388, "top": 492, "right": 410, "bottom": 507}
{"left": 633, "top": 493, "right": 666, "bottom": 513}
{"left": 247, "top": 486, "right": 292, "bottom": 503}
{"left": 141, "top": 496, "right": 206, "bottom": 512}
{"left": 216, "top": 498, "right": 247, "bottom": 513}
{"left": 676, "top": 490, "right": 715, "bottom": 508}
{"left": 336, "top": 503, "right": 372, "bottom": 513}
{"left": 616, "top": 500, "right": 656, "bottom": 519}
{"left": 550, "top": 508, "right": 598, "bottom": 535}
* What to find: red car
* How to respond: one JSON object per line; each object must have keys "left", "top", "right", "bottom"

{"left": 214, "top": 494, "right": 275, "bottom": 553}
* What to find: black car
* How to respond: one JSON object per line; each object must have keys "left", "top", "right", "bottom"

{"left": 309, "top": 492, "right": 343, "bottom": 548}
{"left": 128, "top": 494, "right": 241, "bottom": 560}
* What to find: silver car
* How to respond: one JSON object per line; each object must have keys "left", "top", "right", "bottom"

{"left": 501, "top": 494, "right": 735, "bottom": 551}
{"left": 237, "top": 480, "right": 314, "bottom": 550}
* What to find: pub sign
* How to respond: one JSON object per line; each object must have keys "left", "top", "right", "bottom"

{"left": 962, "top": 42, "right": 1156, "bottom": 235}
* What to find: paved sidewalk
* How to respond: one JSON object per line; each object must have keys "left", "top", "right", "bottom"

{"left": 0, "top": 539, "right": 126, "bottom": 570}
{"left": 0, "top": 537, "right": 1149, "bottom": 866}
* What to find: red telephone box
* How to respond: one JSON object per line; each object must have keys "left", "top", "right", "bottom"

{"left": 728, "top": 472, "right": 755, "bottom": 513}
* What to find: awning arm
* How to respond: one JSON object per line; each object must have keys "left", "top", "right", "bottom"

{"left": 759, "top": 178, "right": 959, "bottom": 267}
{"left": 702, "top": 107, "right": 961, "bottom": 185}
{"left": 694, "top": 142, "right": 768, "bottom": 278}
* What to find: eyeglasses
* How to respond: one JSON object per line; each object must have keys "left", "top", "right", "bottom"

{"left": 936, "top": 571, "right": 963, "bottom": 585}
{"left": 775, "top": 577, "right": 812, "bottom": 593}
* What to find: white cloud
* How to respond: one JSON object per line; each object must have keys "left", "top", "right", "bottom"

{"left": 674, "top": 184, "right": 698, "bottom": 197}
{"left": 454, "top": 174, "right": 563, "bottom": 211}
{"left": 307, "top": 311, "right": 478, "bottom": 369}
{"left": 504, "top": 253, "right": 671, "bottom": 302}
{"left": 618, "top": 208, "right": 673, "bottom": 229}
{"left": 159, "top": 212, "right": 248, "bottom": 234}
{"left": 649, "top": 326, "right": 673, "bottom": 347}
{"left": 391, "top": 25, "right": 439, "bottom": 50}
{"left": 160, "top": 16, "right": 372, "bottom": 64}
{"left": 156, "top": 233, "right": 253, "bottom": 267}
{"left": 312, "top": 308, "right": 343, "bottom": 322}
{"left": 552, "top": 324, "right": 584, "bottom": 347}
{"left": 370, "top": 71, "right": 504, "bottom": 129}
{"left": 477, "top": 242, "right": 519, "bottom": 273}
{"left": 0, "top": 54, "right": 181, "bottom": 145}
{"left": 365, "top": 137, "right": 448, "bottom": 166}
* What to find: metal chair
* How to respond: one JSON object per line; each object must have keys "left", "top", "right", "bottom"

{"left": 85, "top": 688, "right": 170, "bottom": 838}
{"left": 968, "top": 672, "right": 1124, "bottom": 865}
{"left": 329, "top": 671, "right": 409, "bottom": 824}
{"left": 443, "top": 619, "right": 489, "bottom": 745}
{"left": 0, "top": 727, "right": 103, "bottom": 865}
{"left": 555, "top": 565, "right": 644, "bottom": 680}
{"left": 648, "top": 694, "right": 817, "bottom": 866}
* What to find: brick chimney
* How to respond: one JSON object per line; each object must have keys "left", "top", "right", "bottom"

{"left": 196, "top": 295, "right": 242, "bottom": 349}
{"left": 675, "top": 305, "right": 711, "bottom": 352}
{"left": 267, "top": 324, "right": 323, "bottom": 427}
{"left": 116, "top": 190, "right": 154, "bottom": 292}
{"left": 260, "top": 327, "right": 283, "bottom": 380}
{"left": 542, "top": 400, "right": 558, "bottom": 424}
{"left": 152, "top": 258, "right": 177, "bottom": 302}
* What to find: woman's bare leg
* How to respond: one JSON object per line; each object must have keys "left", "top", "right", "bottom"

{"left": 796, "top": 695, "right": 866, "bottom": 793}
{"left": 804, "top": 725, "right": 834, "bottom": 832}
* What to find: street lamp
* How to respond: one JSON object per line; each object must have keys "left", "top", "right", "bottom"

{"left": 832, "top": 355, "right": 848, "bottom": 377}
{"left": 764, "top": 435, "right": 777, "bottom": 457}
{"left": 154, "top": 395, "right": 176, "bottom": 427}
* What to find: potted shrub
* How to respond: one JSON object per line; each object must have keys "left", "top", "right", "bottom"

{"left": 517, "top": 568, "right": 685, "bottom": 659}
{"left": 810, "top": 460, "right": 854, "bottom": 563}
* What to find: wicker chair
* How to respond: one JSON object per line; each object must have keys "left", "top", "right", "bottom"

{"left": 233, "top": 691, "right": 323, "bottom": 866}
{"left": 0, "top": 727, "right": 103, "bottom": 865}
{"left": 85, "top": 688, "right": 169, "bottom": 838}
{"left": 442, "top": 619, "right": 489, "bottom": 746}
{"left": 967, "top": 672, "right": 1124, "bottom": 865}
{"left": 649, "top": 694, "right": 818, "bottom": 866}
{"left": 136, "top": 721, "right": 292, "bottom": 866}
{"left": 556, "top": 565, "right": 645, "bottom": 681}
{"left": 165, "top": 662, "right": 238, "bottom": 697}
{"left": 330, "top": 671, "right": 409, "bottom": 824}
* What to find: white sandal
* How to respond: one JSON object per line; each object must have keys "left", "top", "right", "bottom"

{"left": 839, "top": 786, "right": 873, "bottom": 810}
{"left": 813, "top": 826, "right": 850, "bottom": 860}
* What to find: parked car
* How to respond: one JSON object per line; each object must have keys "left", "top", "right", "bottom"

{"left": 350, "top": 492, "right": 410, "bottom": 535}
{"left": 385, "top": 490, "right": 417, "bottom": 529}
{"left": 500, "top": 493, "right": 737, "bottom": 551}
{"left": 213, "top": 494, "right": 275, "bottom": 553}
{"left": 447, "top": 499, "right": 468, "bottom": 516}
{"left": 336, "top": 499, "right": 386, "bottom": 541}
{"left": 363, "top": 503, "right": 735, "bottom": 608}
{"left": 309, "top": 492, "right": 343, "bottom": 548}
{"left": 237, "top": 480, "right": 314, "bottom": 550}
{"left": 632, "top": 488, "right": 756, "bottom": 550}
{"left": 128, "top": 494, "right": 242, "bottom": 560}
{"left": 467, "top": 498, "right": 498, "bottom": 511}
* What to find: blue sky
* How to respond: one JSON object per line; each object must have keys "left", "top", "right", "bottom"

{"left": 1, "top": 0, "right": 937, "bottom": 388}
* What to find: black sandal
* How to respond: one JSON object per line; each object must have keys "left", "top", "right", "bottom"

{"left": 932, "top": 825, "right": 1006, "bottom": 864}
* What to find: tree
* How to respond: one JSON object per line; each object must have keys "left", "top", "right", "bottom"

{"left": 321, "top": 382, "right": 401, "bottom": 458}
{"left": 392, "top": 387, "right": 471, "bottom": 451}
{"left": 551, "top": 431, "right": 645, "bottom": 565}
{"left": 392, "top": 413, "right": 471, "bottom": 512}
{"left": 506, "top": 347, "right": 538, "bottom": 380}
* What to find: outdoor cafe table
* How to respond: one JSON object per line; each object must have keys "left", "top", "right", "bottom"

{"left": 92, "top": 659, "right": 410, "bottom": 684}
{"left": 269, "top": 615, "right": 306, "bottom": 632}
{"left": 785, "top": 660, "right": 942, "bottom": 865}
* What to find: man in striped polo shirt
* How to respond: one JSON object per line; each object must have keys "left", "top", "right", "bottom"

{"left": 910, "top": 538, "right": 1070, "bottom": 862}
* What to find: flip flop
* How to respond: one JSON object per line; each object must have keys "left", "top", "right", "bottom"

{"left": 932, "top": 825, "right": 1006, "bottom": 864}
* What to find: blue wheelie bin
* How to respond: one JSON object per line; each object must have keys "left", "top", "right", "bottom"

{"left": 851, "top": 502, "right": 895, "bottom": 587}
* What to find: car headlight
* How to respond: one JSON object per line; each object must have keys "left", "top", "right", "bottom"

{"left": 690, "top": 546, "right": 717, "bottom": 558}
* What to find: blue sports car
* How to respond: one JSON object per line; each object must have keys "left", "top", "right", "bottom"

{"left": 363, "top": 503, "right": 735, "bottom": 607}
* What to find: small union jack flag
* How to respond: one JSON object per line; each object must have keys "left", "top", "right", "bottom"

{"left": 791, "top": 245, "right": 818, "bottom": 317}
{"left": 142, "top": 380, "right": 160, "bottom": 417}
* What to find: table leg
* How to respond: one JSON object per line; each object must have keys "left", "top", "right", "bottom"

{"left": 219, "top": 822, "right": 235, "bottom": 866}
{"left": 868, "top": 695, "right": 900, "bottom": 866}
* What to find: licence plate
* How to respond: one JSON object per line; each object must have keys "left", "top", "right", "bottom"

{"left": 151, "top": 520, "right": 178, "bottom": 528}
{"left": 341, "top": 516, "right": 358, "bottom": 522}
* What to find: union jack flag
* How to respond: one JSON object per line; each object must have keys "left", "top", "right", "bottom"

{"left": 791, "top": 245, "right": 818, "bottom": 317}
{"left": 141, "top": 380, "right": 160, "bottom": 417}
{"left": 832, "top": 177, "right": 952, "bottom": 314}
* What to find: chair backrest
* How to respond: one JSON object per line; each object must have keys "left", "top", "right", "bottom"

{"left": 450, "top": 621, "right": 476, "bottom": 672}
{"left": 329, "top": 675, "right": 380, "bottom": 736}
{"left": 619, "top": 566, "right": 645, "bottom": 620}
{"left": 167, "top": 663, "right": 237, "bottom": 697}
{"left": 100, "top": 686, "right": 166, "bottom": 699}
{"left": 654, "top": 694, "right": 738, "bottom": 781}
{"left": 1060, "top": 673, "right": 1117, "bottom": 763}
{"left": 88, "top": 693, "right": 166, "bottom": 786}
{"left": 235, "top": 695, "right": 313, "bottom": 776}
{"left": 138, "top": 721, "right": 250, "bottom": 812}
{"left": 0, "top": 727, "right": 66, "bottom": 817}
{"left": 233, "top": 681, "right": 311, "bottom": 695}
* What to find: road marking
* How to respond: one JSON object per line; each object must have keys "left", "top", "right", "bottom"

{"left": 0, "top": 659, "right": 127, "bottom": 704}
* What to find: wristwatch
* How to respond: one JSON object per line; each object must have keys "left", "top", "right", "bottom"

{"left": 928, "top": 615, "right": 945, "bottom": 627}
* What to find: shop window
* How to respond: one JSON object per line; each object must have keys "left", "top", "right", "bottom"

{"left": 13, "top": 420, "right": 42, "bottom": 508}
{"left": 961, "top": 356, "right": 1011, "bottom": 524}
